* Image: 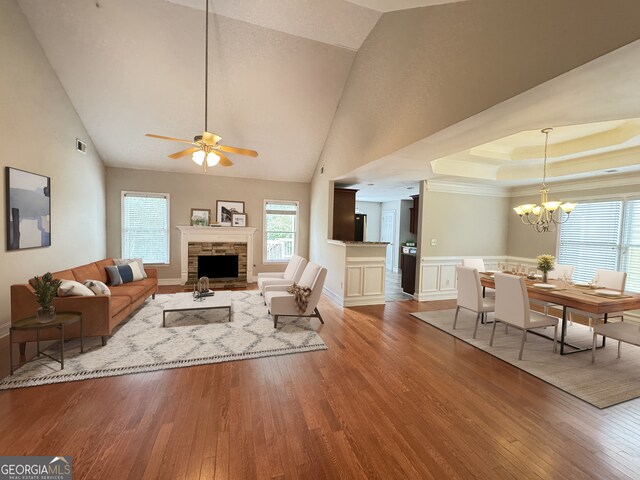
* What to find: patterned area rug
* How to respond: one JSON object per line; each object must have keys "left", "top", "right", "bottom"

{"left": 1, "top": 291, "right": 327, "bottom": 390}
{"left": 411, "top": 309, "right": 640, "bottom": 409}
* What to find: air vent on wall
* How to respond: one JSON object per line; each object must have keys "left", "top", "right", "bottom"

{"left": 76, "top": 139, "right": 87, "bottom": 154}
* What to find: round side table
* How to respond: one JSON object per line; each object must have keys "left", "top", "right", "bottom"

{"left": 9, "top": 312, "right": 83, "bottom": 375}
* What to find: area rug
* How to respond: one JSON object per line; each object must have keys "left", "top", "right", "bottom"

{"left": 411, "top": 309, "right": 640, "bottom": 409}
{"left": 1, "top": 291, "right": 327, "bottom": 390}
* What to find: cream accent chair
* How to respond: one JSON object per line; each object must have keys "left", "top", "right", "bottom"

{"left": 592, "top": 321, "right": 640, "bottom": 363}
{"left": 491, "top": 273, "right": 558, "bottom": 360}
{"left": 462, "top": 258, "right": 486, "bottom": 272}
{"left": 257, "top": 254, "right": 307, "bottom": 296}
{"left": 265, "top": 262, "right": 327, "bottom": 328}
{"left": 569, "top": 269, "right": 627, "bottom": 330}
{"left": 454, "top": 266, "right": 495, "bottom": 339}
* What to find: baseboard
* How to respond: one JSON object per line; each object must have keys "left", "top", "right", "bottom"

{"left": 415, "top": 291, "right": 457, "bottom": 302}
{"left": 343, "top": 296, "right": 386, "bottom": 307}
{"left": 322, "top": 287, "right": 343, "bottom": 307}
{"left": 157, "top": 278, "right": 183, "bottom": 286}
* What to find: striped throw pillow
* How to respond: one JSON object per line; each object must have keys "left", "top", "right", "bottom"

{"left": 105, "top": 262, "right": 144, "bottom": 286}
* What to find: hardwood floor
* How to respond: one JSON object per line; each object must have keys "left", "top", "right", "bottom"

{"left": 1, "top": 287, "right": 639, "bottom": 479}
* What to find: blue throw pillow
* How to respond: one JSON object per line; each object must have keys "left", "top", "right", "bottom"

{"left": 105, "top": 262, "right": 143, "bottom": 286}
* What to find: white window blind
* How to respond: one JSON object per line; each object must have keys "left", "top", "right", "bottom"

{"left": 264, "top": 200, "right": 298, "bottom": 263}
{"left": 622, "top": 199, "right": 640, "bottom": 292}
{"left": 122, "top": 192, "right": 170, "bottom": 264}
{"left": 558, "top": 200, "right": 622, "bottom": 283}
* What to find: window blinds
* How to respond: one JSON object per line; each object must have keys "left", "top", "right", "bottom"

{"left": 122, "top": 193, "right": 169, "bottom": 264}
{"left": 622, "top": 199, "right": 640, "bottom": 292}
{"left": 558, "top": 200, "right": 622, "bottom": 283}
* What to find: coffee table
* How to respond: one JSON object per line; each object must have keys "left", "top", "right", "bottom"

{"left": 9, "top": 311, "right": 83, "bottom": 374}
{"left": 162, "top": 291, "right": 232, "bottom": 327}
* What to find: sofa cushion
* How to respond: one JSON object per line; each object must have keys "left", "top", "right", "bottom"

{"left": 72, "top": 262, "right": 102, "bottom": 283}
{"left": 95, "top": 259, "right": 114, "bottom": 284}
{"left": 58, "top": 280, "right": 95, "bottom": 297}
{"left": 110, "top": 295, "right": 130, "bottom": 317}
{"left": 84, "top": 279, "right": 111, "bottom": 296}
{"left": 114, "top": 258, "right": 147, "bottom": 278}
{"left": 106, "top": 262, "right": 144, "bottom": 286}
{"left": 136, "top": 278, "right": 158, "bottom": 292}
{"left": 51, "top": 269, "right": 76, "bottom": 281}
{"left": 110, "top": 284, "right": 147, "bottom": 302}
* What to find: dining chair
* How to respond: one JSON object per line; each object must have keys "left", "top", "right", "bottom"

{"left": 569, "top": 269, "right": 627, "bottom": 330}
{"left": 532, "top": 264, "right": 575, "bottom": 316}
{"left": 491, "top": 273, "right": 558, "bottom": 360}
{"left": 592, "top": 320, "right": 640, "bottom": 363}
{"left": 462, "top": 258, "right": 486, "bottom": 272}
{"left": 454, "top": 266, "right": 495, "bottom": 339}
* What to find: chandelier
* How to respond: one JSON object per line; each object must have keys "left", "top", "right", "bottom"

{"left": 513, "top": 128, "right": 576, "bottom": 233}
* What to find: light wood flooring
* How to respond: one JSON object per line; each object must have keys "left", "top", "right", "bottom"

{"left": 1, "top": 286, "right": 639, "bottom": 479}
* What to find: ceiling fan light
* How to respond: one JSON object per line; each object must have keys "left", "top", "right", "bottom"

{"left": 206, "top": 152, "right": 220, "bottom": 166}
{"left": 192, "top": 150, "right": 206, "bottom": 165}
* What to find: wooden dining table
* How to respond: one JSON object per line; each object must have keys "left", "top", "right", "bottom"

{"left": 480, "top": 273, "right": 640, "bottom": 355}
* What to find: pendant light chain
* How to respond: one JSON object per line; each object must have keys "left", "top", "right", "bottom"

{"left": 542, "top": 128, "right": 548, "bottom": 187}
{"left": 204, "top": 0, "right": 209, "bottom": 133}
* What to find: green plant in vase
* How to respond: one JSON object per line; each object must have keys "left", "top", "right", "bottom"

{"left": 30, "top": 272, "right": 61, "bottom": 323}
{"left": 536, "top": 254, "right": 555, "bottom": 283}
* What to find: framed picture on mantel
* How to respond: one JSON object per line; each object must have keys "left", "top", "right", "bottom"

{"left": 232, "top": 212, "right": 247, "bottom": 227}
{"left": 216, "top": 200, "right": 244, "bottom": 226}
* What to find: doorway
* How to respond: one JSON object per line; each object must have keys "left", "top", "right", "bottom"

{"left": 381, "top": 210, "right": 396, "bottom": 271}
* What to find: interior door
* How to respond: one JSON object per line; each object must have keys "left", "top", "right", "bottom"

{"left": 381, "top": 210, "right": 396, "bottom": 271}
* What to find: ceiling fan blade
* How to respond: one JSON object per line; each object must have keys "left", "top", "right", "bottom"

{"left": 169, "top": 147, "right": 199, "bottom": 159}
{"left": 146, "top": 133, "right": 195, "bottom": 145}
{"left": 216, "top": 151, "right": 234, "bottom": 167}
{"left": 217, "top": 145, "right": 258, "bottom": 157}
{"left": 202, "top": 131, "right": 222, "bottom": 145}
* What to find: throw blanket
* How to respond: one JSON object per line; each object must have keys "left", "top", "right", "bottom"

{"left": 287, "top": 283, "right": 312, "bottom": 315}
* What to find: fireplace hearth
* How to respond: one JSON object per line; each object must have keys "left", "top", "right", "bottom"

{"left": 187, "top": 241, "right": 247, "bottom": 288}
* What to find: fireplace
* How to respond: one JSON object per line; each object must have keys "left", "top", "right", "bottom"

{"left": 198, "top": 255, "right": 239, "bottom": 279}
{"left": 187, "top": 241, "right": 247, "bottom": 288}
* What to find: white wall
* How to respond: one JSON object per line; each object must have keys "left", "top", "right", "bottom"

{"left": 0, "top": 0, "right": 106, "bottom": 334}
{"left": 356, "top": 201, "right": 381, "bottom": 242}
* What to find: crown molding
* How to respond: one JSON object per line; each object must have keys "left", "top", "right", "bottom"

{"left": 510, "top": 172, "right": 640, "bottom": 197}
{"left": 424, "top": 179, "right": 510, "bottom": 197}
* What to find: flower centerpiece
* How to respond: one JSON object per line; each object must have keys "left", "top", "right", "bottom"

{"left": 536, "top": 254, "right": 555, "bottom": 283}
{"left": 30, "top": 272, "right": 61, "bottom": 323}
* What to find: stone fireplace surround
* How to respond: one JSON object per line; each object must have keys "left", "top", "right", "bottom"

{"left": 177, "top": 226, "right": 257, "bottom": 287}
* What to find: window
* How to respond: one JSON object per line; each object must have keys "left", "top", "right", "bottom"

{"left": 122, "top": 192, "right": 170, "bottom": 264}
{"left": 558, "top": 198, "right": 640, "bottom": 291}
{"left": 264, "top": 200, "right": 298, "bottom": 263}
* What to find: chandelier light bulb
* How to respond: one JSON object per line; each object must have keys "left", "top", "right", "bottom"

{"left": 192, "top": 150, "right": 206, "bottom": 165}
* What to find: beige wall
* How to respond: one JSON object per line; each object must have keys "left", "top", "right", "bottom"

{"left": 309, "top": 0, "right": 640, "bottom": 285}
{"left": 105, "top": 167, "right": 310, "bottom": 281}
{"left": 418, "top": 186, "right": 510, "bottom": 258}
{"left": 507, "top": 177, "right": 640, "bottom": 259}
{"left": 0, "top": 0, "right": 106, "bottom": 332}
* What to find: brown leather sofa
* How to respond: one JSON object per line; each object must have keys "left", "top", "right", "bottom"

{"left": 10, "top": 258, "right": 158, "bottom": 349}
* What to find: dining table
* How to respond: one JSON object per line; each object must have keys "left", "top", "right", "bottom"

{"left": 480, "top": 273, "right": 640, "bottom": 355}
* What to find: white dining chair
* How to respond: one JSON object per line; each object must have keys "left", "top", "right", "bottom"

{"left": 491, "top": 273, "right": 558, "bottom": 360}
{"left": 592, "top": 320, "right": 640, "bottom": 363}
{"left": 569, "top": 269, "right": 627, "bottom": 330}
{"left": 454, "top": 266, "right": 495, "bottom": 338}
{"left": 462, "top": 258, "right": 486, "bottom": 272}
{"left": 532, "top": 264, "right": 575, "bottom": 316}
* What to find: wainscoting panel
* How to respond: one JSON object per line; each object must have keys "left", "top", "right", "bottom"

{"left": 363, "top": 265, "right": 385, "bottom": 296}
{"left": 343, "top": 256, "right": 386, "bottom": 306}
{"left": 346, "top": 266, "right": 363, "bottom": 298}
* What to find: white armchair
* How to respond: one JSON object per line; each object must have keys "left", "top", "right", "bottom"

{"left": 264, "top": 262, "right": 327, "bottom": 328}
{"left": 258, "top": 254, "right": 307, "bottom": 296}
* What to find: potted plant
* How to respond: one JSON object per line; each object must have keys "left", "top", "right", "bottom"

{"left": 30, "top": 272, "right": 61, "bottom": 323}
{"left": 536, "top": 254, "right": 555, "bottom": 283}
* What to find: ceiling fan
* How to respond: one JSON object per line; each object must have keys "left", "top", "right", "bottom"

{"left": 145, "top": 0, "right": 258, "bottom": 172}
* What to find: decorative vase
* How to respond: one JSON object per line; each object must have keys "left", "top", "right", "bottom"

{"left": 542, "top": 271, "right": 548, "bottom": 283}
{"left": 36, "top": 306, "right": 56, "bottom": 323}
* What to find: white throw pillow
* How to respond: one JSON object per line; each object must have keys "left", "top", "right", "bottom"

{"left": 83, "top": 279, "right": 111, "bottom": 296}
{"left": 58, "top": 280, "right": 95, "bottom": 297}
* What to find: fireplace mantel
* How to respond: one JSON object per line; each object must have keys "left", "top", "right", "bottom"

{"left": 176, "top": 226, "right": 257, "bottom": 285}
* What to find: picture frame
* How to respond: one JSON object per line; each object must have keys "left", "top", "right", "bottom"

{"left": 5, "top": 167, "right": 51, "bottom": 250}
{"left": 231, "top": 212, "right": 247, "bottom": 227}
{"left": 216, "top": 200, "right": 244, "bottom": 226}
{"left": 190, "top": 208, "right": 210, "bottom": 226}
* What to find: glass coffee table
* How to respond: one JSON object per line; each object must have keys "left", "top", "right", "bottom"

{"left": 9, "top": 311, "right": 83, "bottom": 374}
{"left": 162, "top": 291, "right": 232, "bottom": 327}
